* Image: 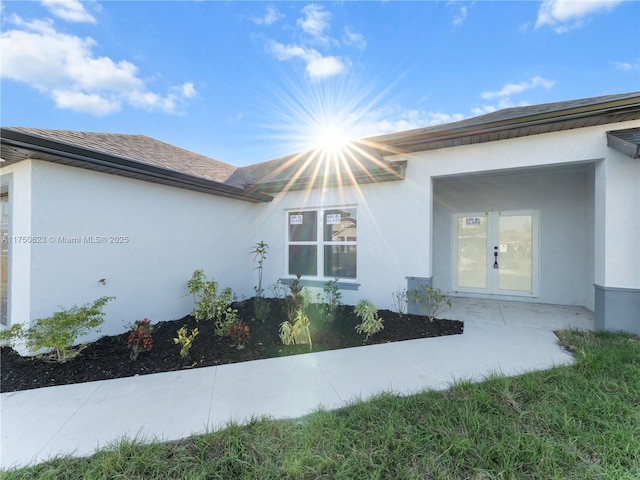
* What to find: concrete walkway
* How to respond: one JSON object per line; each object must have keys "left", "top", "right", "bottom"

{"left": 1, "top": 299, "right": 594, "bottom": 469}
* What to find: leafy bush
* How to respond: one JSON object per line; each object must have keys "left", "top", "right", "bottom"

{"left": 227, "top": 320, "right": 250, "bottom": 350}
{"left": 408, "top": 285, "right": 452, "bottom": 321}
{"left": 214, "top": 306, "right": 238, "bottom": 337}
{"left": 1, "top": 296, "right": 114, "bottom": 362}
{"left": 279, "top": 310, "right": 312, "bottom": 350}
{"left": 127, "top": 318, "right": 153, "bottom": 361}
{"left": 321, "top": 278, "right": 342, "bottom": 321}
{"left": 355, "top": 299, "right": 384, "bottom": 339}
{"left": 174, "top": 326, "right": 199, "bottom": 357}
{"left": 187, "top": 269, "right": 218, "bottom": 321}
{"left": 187, "top": 270, "right": 238, "bottom": 329}
{"left": 392, "top": 287, "right": 408, "bottom": 318}
{"left": 253, "top": 296, "right": 271, "bottom": 322}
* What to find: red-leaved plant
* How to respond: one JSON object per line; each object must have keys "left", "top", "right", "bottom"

{"left": 227, "top": 320, "right": 250, "bottom": 350}
{"left": 127, "top": 318, "right": 153, "bottom": 360}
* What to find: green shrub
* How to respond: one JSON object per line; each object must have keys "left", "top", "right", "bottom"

{"left": 253, "top": 296, "right": 271, "bottom": 322}
{"left": 354, "top": 299, "right": 384, "bottom": 339}
{"left": 187, "top": 270, "right": 238, "bottom": 327}
{"left": 321, "top": 278, "right": 342, "bottom": 321}
{"left": 174, "top": 326, "right": 199, "bottom": 357}
{"left": 1, "top": 296, "right": 114, "bottom": 362}
{"left": 279, "top": 310, "right": 312, "bottom": 350}
{"left": 408, "top": 285, "right": 452, "bottom": 321}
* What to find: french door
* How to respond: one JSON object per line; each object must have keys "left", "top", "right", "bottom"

{"left": 452, "top": 210, "right": 538, "bottom": 297}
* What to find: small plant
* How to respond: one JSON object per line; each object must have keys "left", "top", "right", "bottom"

{"left": 321, "top": 278, "right": 342, "bottom": 321}
{"left": 251, "top": 241, "right": 269, "bottom": 297}
{"left": 0, "top": 296, "right": 114, "bottom": 362}
{"left": 285, "top": 274, "right": 304, "bottom": 322}
{"left": 253, "top": 296, "right": 271, "bottom": 322}
{"left": 227, "top": 320, "right": 250, "bottom": 350}
{"left": 392, "top": 287, "right": 408, "bottom": 318}
{"left": 408, "top": 285, "right": 452, "bottom": 322}
{"left": 269, "top": 281, "right": 288, "bottom": 299}
{"left": 187, "top": 269, "right": 219, "bottom": 321}
{"left": 127, "top": 318, "right": 153, "bottom": 361}
{"left": 215, "top": 306, "right": 238, "bottom": 337}
{"left": 279, "top": 309, "right": 312, "bottom": 350}
{"left": 187, "top": 270, "right": 238, "bottom": 327}
{"left": 174, "top": 326, "right": 199, "bottom": 357}
{"left": 355, "top": 299, "right": 384, "bottom": 339}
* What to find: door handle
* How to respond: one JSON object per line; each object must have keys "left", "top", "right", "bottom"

{"left": 493, "top": 246, "right": 499, "bottom": 269}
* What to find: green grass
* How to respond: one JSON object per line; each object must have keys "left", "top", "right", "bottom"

{"left": 4, "top": 330, "right": 639, "bottom": 479}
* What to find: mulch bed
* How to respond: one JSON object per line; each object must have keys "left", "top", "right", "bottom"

{"left": 1, "top": 298, "right": 463, "bottom": 393}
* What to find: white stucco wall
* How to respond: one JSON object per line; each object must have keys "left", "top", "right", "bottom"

{"left": 594, "top": 149, "right": 640, "bottom": 289}
{"left": 250, "top": 175, "right": 430, "bottom": 310}
{"left": 1, "top": 161, "right": 33, "bottom": 329}
{"left": 20, "top": 160, "right": 260, "bottom": 338}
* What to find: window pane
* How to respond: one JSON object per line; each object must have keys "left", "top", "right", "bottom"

{"left": 324, "top": 208, "right": 357, "bottom": 242}
{"left": 289, "top": 245, "right": 317, "bottom": 276}
{"left": 289, "top": 211, "right": 317, "bottom": 242}
{"left": 324, "top": 245, "right": 357, "bottom": 278}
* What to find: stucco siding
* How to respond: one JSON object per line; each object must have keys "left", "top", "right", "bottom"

{"left": 26, "top": 160, "right": 257, "bottom": 338}
{"left": 250, "top": 173, "right": 429, "bottom": 311}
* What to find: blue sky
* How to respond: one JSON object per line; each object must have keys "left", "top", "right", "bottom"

{"left": 2, "top": 1, "right": 639, "bottom": 166}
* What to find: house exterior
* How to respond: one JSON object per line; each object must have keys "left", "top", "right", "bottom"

{"left": 1, "top": 92, "right": 639, "bottom": 340}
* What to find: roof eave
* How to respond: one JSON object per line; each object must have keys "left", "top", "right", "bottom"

{"left": 0, "top": 128, "right": 273, "bottom": 203}
{"left": 247, "top": 160, "right": 407, "bottom": 194}
{"left": 369, "top": 95, "right": 640, "bottom": 155}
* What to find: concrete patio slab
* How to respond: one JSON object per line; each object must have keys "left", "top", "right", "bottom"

{"left": 1, "top": 300, "right": 594, "bottom": 470}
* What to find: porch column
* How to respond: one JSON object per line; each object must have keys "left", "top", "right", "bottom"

{"left": 593, "top": 152, "right": 640, "bottom": 334}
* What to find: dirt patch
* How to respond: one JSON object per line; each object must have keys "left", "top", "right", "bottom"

{"left": 1, "top": 298, "right": 463, "bottom": 393}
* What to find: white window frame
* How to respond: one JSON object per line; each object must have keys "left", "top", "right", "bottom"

{"left": 285, "top": 206, "right": 357, "bottom": 281}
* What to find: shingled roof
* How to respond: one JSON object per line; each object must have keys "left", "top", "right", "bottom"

{"left": 3, "top": 128, "right": 241, "bottom": 186}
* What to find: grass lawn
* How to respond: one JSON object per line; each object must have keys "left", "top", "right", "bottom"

{"left": 3, "top": 329, "right": 639, "bottom": 479}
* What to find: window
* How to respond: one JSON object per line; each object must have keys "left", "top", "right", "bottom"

{"left": 287, "top": 207, "right": 357, "bottom": 279}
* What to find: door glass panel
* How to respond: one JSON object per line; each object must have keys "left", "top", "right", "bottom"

{"left": 457, "top": 215, "right": 487, "bottom": 289}
{"left": 498, "top": 215, "right": 532, "bottom": 292}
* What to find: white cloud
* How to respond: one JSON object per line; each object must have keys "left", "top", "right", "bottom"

{"left": 453, "top": 6, "right": 468, "bottom": 26}
{"left": 536, "top": 0, "right": 624, "bottom": 33}
{"left": 268, "top": 40, "right": 347, "bottom": 79}
{"left": 354, "top": 107, "right": 467, "bottom": 138}
{"left": 297, "top": 4, "right": 332, "bottom": 41}
{"left": 0, "top": 14, "right": 196, "bottom": 116}
{"left": 41, "top": 0, "right": 97, "bottom": 24}
{"left": 181, "top": 82, "right": 197, "bottom": 98}
{"left": 52, "top": 89, "right": 120, "bottom": 115}
{"left": 481, "top": 76, "right": 555, "bottom": 100}
{"left": 343, "top": 26, "right": 366, "bottom": 49}
{"left": 252, "top": 5, "right": 284, "bottom": 26}
{"left": 613, "top": 61, "right": 640, "bottom": 72}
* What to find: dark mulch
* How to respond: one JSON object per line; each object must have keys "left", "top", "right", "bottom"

{"left": 1, "top": 298, "right": 463, "bottom": 393}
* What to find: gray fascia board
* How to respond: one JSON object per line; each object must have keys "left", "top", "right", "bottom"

{"left": 370, "top": 98, "right": 640, "bottom": 154}
{"left": 607, "top": 131, "right": 640, "bottom": 159}
{"left": 0, "top": 129, "right": 273, "bottom": 203}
